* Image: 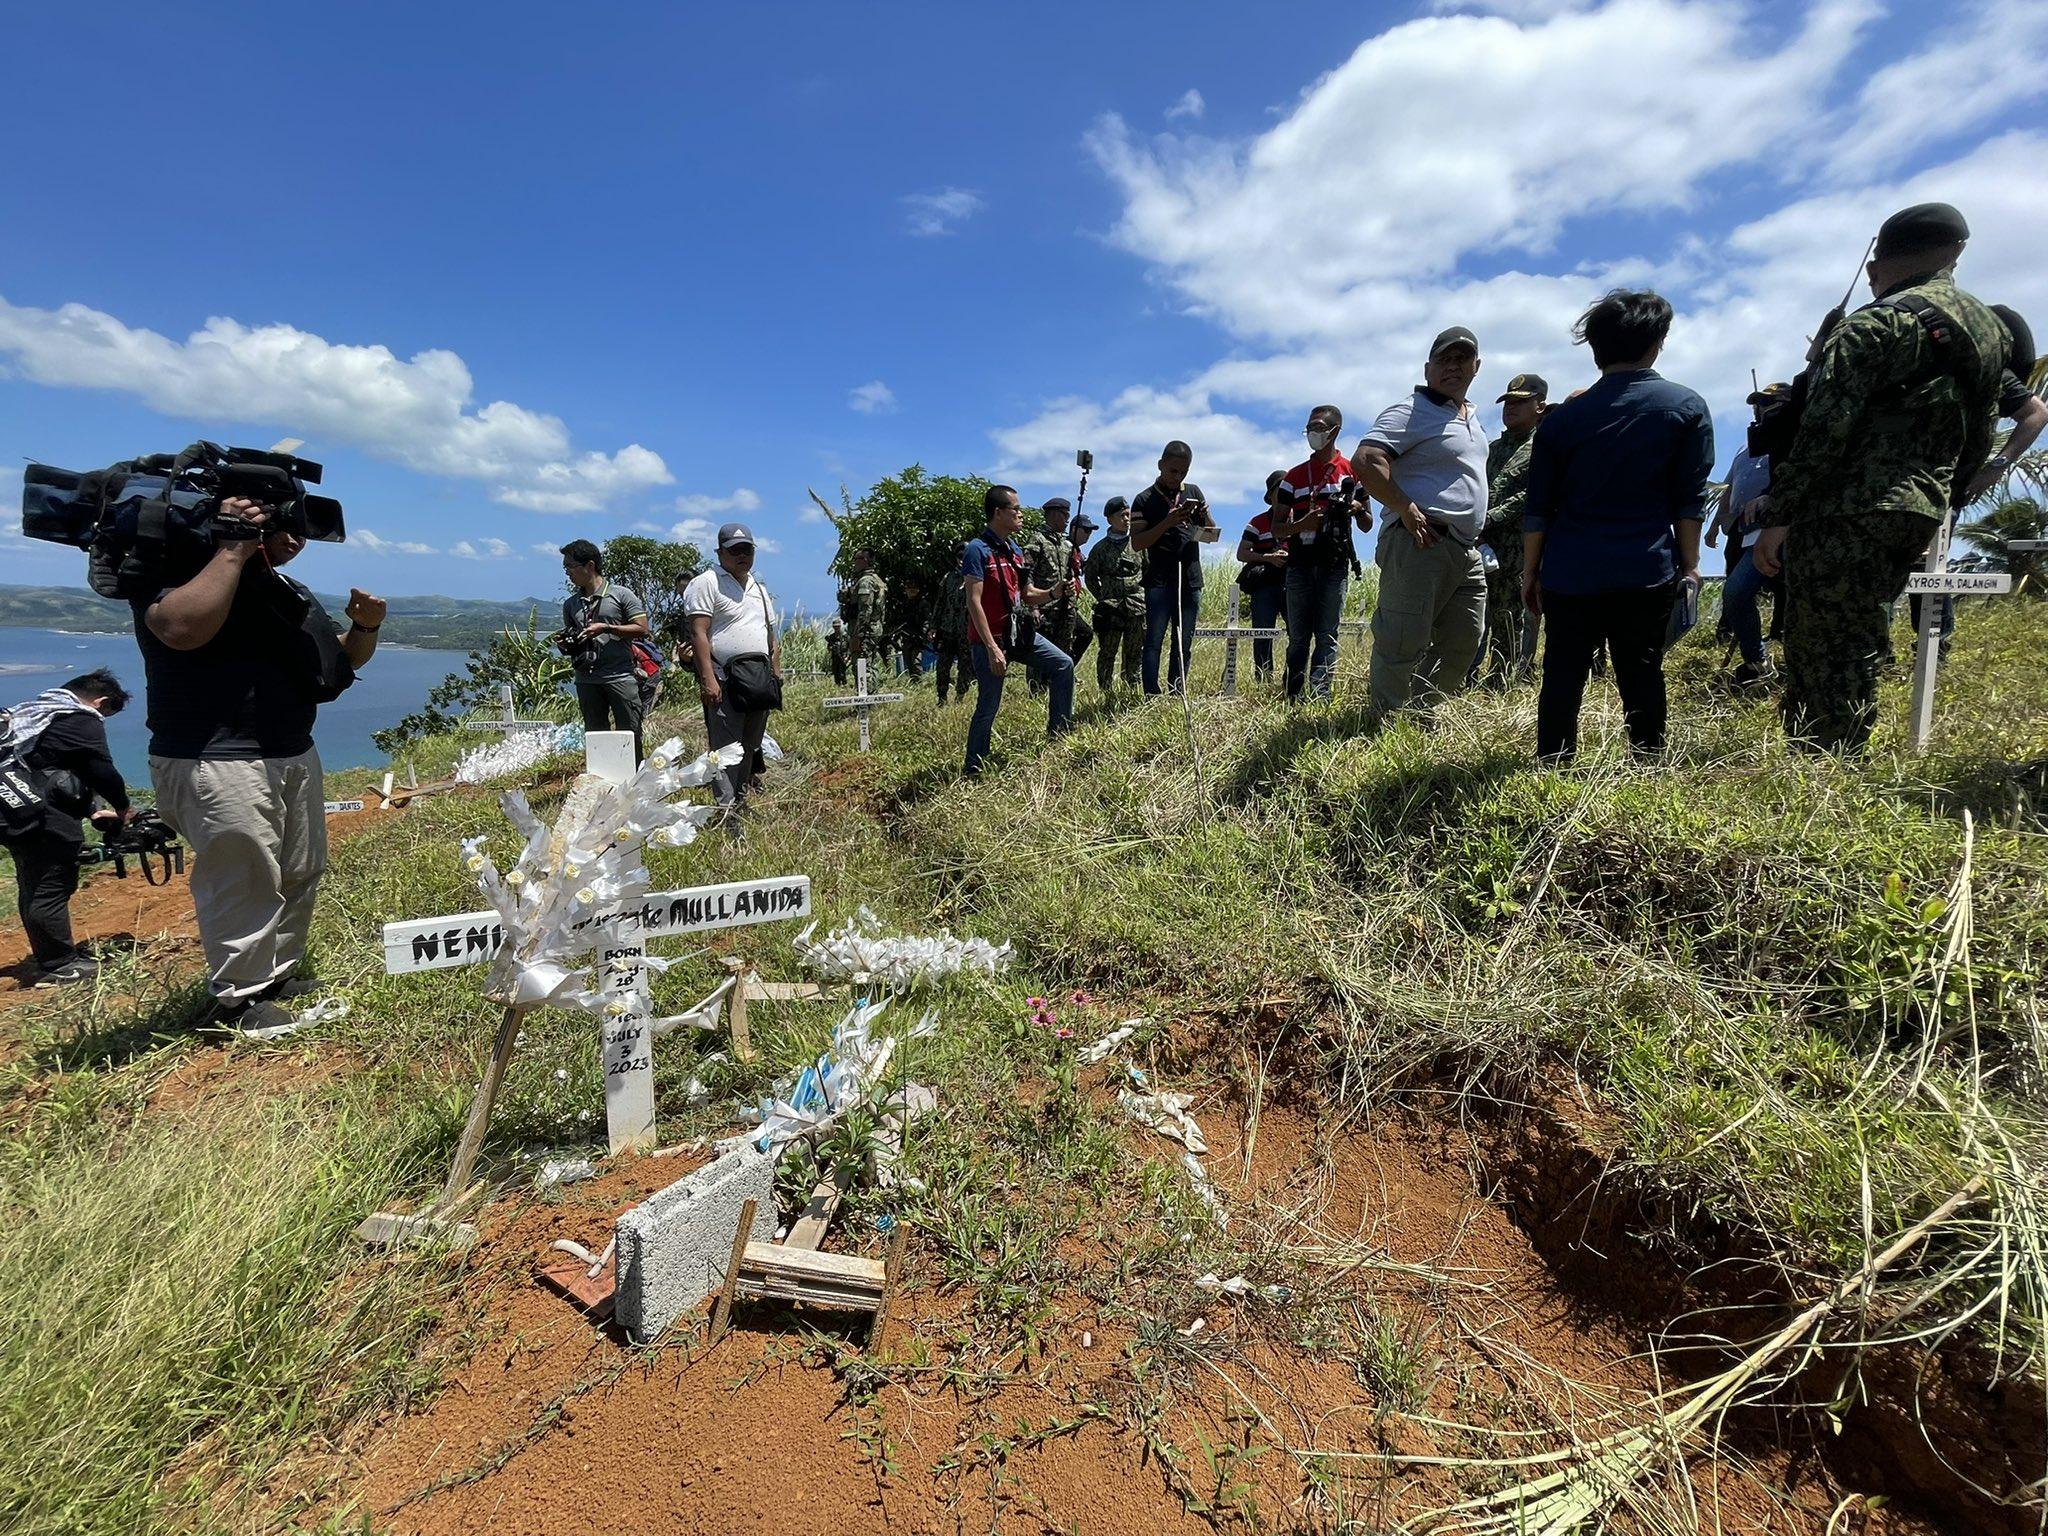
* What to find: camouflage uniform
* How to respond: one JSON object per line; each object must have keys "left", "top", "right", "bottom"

{"left": 848, "top": 569, "right": 889, "bottom": 670}
{"left": 929, "top": 569, "right": 973, "bottom": 704}
{"left": 1023, "top": 527, "right": 1086, "bottom": 651}
{"left": 1083, "top": 534, "right": 1146, "bottom": 693}
{"left": 1479, "top": 426, "right": 1534, "bottom": 683}
{"left": 825, "top": 623, "right": 849, "bottom": 687}
{"left": 1765, "top": 272, "right": 2007, "bottom": 752}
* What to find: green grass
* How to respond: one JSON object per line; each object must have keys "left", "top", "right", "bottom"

{"left": 0, "top": 592, "right": 2041, "bottom": 1531}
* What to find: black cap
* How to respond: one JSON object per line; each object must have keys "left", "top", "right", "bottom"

{"left": 1745, "top": 380, "right": 1795, "bottom": 405}
{"left": 1430, "top": 325, "right": 1479, "bottom": 358}
{"left": 1495, "top": 372, "right": 1548, "bottom": 403}
{"left": 1991, "top": 305, "right": 2034, "bottom": 377}
{"left": 1103, "top": 494, "right": 1129, "bottom": 515}
{"left": 1070, "top": 512, "right": 1099, "bottom": 534}
{"left": 1042, "top": 497, "right": 1071, "bottom": 515}
{"left": 1873, "top": 202, "right": 1969, "bottom": 260}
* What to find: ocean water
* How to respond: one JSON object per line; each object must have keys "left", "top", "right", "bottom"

{"left": 0, "top": 625, "right": 462, "bottom": 787}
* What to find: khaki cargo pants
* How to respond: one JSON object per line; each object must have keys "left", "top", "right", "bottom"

{"left": 1368, "top": 534, "right": 1488, "bottom": 716}
{"left": 151, "top": 748, "right": 328, "bottom": 1005}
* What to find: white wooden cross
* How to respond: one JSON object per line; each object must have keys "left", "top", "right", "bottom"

{"left": 821, "top": 657, "right": 906, "bottom": 751}
{"left": 1905, "top": 523, "right": 2014, "bottom": 753}
{"left": 462, "top": 681, "right": 559, "bottom": 733}
{"left": 1193, "top": 588, "right": 1286, "bottom": 697}
{"left": 370, "top": 732, "right": 811, "bottom": 1238}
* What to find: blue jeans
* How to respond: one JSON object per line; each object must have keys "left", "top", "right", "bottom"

{"left": 1247, "top": 582, "right": 1285, "bottom": 680}
{"left": 964, "top": 634, "right": 1074, "bottom": 776}
{"left": 1723, "top": 550, "right": 1770, "bottom": 665}
{"left": 1142, "top": 573, "right": 1202, "bottom": 694}
{"left": 1283, "top": 561, "right": 1349, "bottom": 700}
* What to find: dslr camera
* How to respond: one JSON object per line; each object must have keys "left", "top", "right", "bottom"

{"left": 22, "top": 441, "right": 346, "bottom": 600}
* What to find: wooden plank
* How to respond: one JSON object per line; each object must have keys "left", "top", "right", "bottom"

{"left": 708, "top": 1198, "right": 758, "bottom": 1345}
{"left": 747, "top": 979, "right": 834, "bottom": 1003}
{"left": 437, "top": 1006, "right": 527, "bottom": 1210}
{"left": 720, "top": 958, "right": 754, "bottom": 1060}
{"left": 784, "top": 1164, "right": 852, "bottom": 1252}
{"left": 735, "top": 1275, "right": 883, "bottom": 1310}
{"left": 741, "top": 1241, "right": 887, "bottom": 1286}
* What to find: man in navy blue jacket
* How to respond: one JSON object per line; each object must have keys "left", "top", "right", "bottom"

{"left": 1521, "top": 290, "right": 1713, "bottom": 762}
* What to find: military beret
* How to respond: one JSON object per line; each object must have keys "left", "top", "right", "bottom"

{"left": 1495, "top": 372, "right": 1548, "bottom": 403}
{"left": 1991, "top": 305, "right": 2034, "bottom": 376}
{"left": 1873, "top": 202, "right": 1969, "bottom": 259}
{"left": 1042, "top": 497, "right": 1072, "bottom": 514}
{"left": 1103, "top": 495, "right": 1130, "bottom": 514}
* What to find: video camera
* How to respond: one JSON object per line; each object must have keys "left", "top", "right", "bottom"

{"left": 22, "top": 441, "right": 346, "bottom": 600}
{"left": 77, "top": 811, "right": 186, "bottom": 886}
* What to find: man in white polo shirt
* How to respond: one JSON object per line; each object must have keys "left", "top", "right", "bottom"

{"left": 683, "top": 523, "right": 783, "bottom": 815}
{"left": 1352, "top": 325, "right": 1492, "bottom": 718}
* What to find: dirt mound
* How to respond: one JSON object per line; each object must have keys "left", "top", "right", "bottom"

{"left": 309, "top": 1090, "right": 1965, "bottom": 1536}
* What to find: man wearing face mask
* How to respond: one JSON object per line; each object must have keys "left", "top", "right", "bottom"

{"left": 1274, "top": 406, "right": 1372, "bottom": 700}
{"left": 1084, "top": 496, "right": 1146, "bottom": 696}
{"left": 135, "top": 499, "right": 384, "bottom": 1036}
{"left": 1353, "top": 327, "right": 1492, "bottom": 718}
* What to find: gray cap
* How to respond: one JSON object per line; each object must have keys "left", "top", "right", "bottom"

{"left": 717, "top": 522, "right": 755, "bottom": 550}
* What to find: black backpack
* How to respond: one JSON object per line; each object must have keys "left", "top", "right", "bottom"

{"left": 0, "top": 713, "right": 56, "bottom": 838}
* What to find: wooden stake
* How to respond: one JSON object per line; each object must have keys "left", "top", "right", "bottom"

{"left": 437, "top": 1003, "right": 527, "bottom": 1211}
{"left": 720, "top": 956, "right": 755, "bottom": 1060}
{"left": 871, "top": 1222, "right": 910, "bottom": 1343}
{"left": 709, "top": 1197, "right": 758, "bottom": 1345}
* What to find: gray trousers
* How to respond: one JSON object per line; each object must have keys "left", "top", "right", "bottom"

{"left": 1369, "top": 534, "right": 1488, "bottom": 716}
{"left": 151, "top": 748, "right": 327, "bottom": 1004}
{"left": 576, "top": 673, "right": 645, "bottom": 764}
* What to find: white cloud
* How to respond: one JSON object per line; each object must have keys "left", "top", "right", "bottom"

{"left": 0, "top": 300, "right": 673, "bottom": 514}
{"left": 355, "top": 528, "right": 440, "bottom": 557}
{"left": 798, "top": 500, "right": 829, "bottom": 524}
{"left": 995, "top": 0, "right": 2048, "bottom": 523}
{"left": 1165, "top": 88, "right": 1205, "bottom": 122}
{"left": 848, "top": 379, "right": 898, "bottom": 415}
{"left": 450, "top": 537, "right": 515, "bottom": 559}
{"left": 902, "top": 187, "right": 983, "bottom": 237}
{"left": 674, "top": 486, "right": 762, "bottom": 516}
{"left": 671, "top": 516, "right": 717, "bottom": 549}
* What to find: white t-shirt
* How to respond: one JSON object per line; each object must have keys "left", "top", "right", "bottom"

{"left": 681, "top": 567, "right": 779, "bottom": 665}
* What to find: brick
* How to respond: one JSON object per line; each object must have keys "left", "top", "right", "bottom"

{"left": 614, "top": 1145, "right": 775, "bottom": 1343}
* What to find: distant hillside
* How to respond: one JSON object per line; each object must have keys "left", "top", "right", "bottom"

{"left": 0, "top": 584, "right": 554, "bottom": 651}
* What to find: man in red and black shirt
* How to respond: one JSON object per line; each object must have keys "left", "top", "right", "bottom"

{"left": 961, "top": 484, "right": 1072, "bottom": 776}
{"left": 1234, "top": 472, "right": 1290, "bottom": 684}
{"left": 1273, "top": 404, "right": 1372, "bottom": 700}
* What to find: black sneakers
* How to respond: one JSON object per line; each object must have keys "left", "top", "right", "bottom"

{"left": 32, "top": 957, "right": 99, "bottom": 988}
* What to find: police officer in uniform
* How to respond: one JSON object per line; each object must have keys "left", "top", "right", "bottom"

{"left": 1751, "top": 203, "right": 2009, "bottom": 753}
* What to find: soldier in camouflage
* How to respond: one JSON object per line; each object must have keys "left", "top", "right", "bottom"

{"left": 845, "top": 549, "right": 889, "bottom": 674}
{"left": 1022, "top": 498, "right": 1085, "bottom": 696}
{"left": 825, "top": 618, "right": 849, "bottom": 687}
{"left": 1479, "top": 373, "right": 1547, "bottom": 685}
{"left": 929, "top": 542, "right": 974, "bottom": 704}
{"left": 1083, "top": 496, "right": 1146, "bottom": 695}
{"left": 1751, "top": 202, "right": 2009, "bottom": 754}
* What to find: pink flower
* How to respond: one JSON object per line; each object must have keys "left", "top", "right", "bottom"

{"left": 1056, "top": 1027, "right": 1075, "bottom": 1041}
{"left": 1069, "top": 990, "right": 1092, "bottom": 1006}
{"left": 1026, "top": 997, "right": 1047, "bottom": 1010}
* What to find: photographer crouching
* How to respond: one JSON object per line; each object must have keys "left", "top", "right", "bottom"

{"left": 137, "top": 498, "right": 383, "bottom": 1035}
{"left": 557, "top": 540, "right": 651, "bottom": 764}
{"left": 1, "top": 669, "right": 135, "bottom": 986}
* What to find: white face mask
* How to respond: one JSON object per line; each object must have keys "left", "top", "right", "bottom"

{"left": 1307, "top": 428, "right": 1334, "bottom": 453}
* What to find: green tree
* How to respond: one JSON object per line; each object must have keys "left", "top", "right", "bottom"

{"left": 601, "top": 533, "right": 705, "bottom": 644}
{"left": 825, "top": 466, "right": 1005, "bottom": 600}
{"left": 372, "top": 610, "right": 575, "bottom": 752}
{"left": 1956, "top": 493, "right": 2047, "bottom": 595}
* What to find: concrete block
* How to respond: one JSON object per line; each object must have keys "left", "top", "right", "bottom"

{"left": 615, "top": 1145, "right": 776, "bottom": 1343}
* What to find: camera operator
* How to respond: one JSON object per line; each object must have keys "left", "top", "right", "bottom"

{"left": 557, "top": 540, "right": 650, "bottom": 763}
{"left": 136, "top": 498, "right": 384, "bottom": 1033}
{"left": 1, "top": 669, "right": 134, "bottom": 986}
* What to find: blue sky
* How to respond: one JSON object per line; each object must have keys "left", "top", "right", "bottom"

{"left": 5, "top": 0, "right": 2046, "bottom": 618}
